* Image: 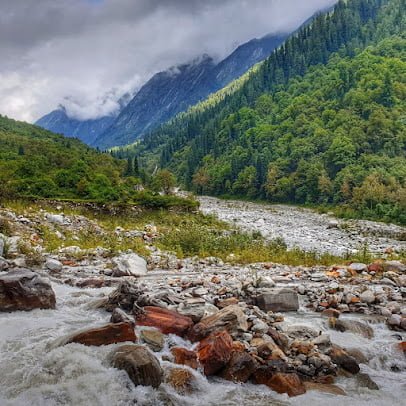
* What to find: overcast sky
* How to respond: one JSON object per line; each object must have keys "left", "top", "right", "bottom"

{"left": 0, "top": 0, "right": 337, "bottom": 123}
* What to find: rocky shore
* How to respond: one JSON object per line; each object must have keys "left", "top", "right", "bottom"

{"left": 0, "top": 202, "right": 405, "bottom": 405}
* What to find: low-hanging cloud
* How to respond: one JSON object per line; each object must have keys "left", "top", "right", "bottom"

{"left": 0, "top": 0, "right": 337, "bottom": 122}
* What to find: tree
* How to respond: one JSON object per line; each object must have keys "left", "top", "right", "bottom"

{"left": 152, "top": 169, "right": 176, "bottom": 195}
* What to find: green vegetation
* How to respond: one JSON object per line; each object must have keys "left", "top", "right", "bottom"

{"left": 0, "top": 115, "right": 197, "bottom": 209}
{"left": 126, "top": 0, "right": 405, "bottom": 224}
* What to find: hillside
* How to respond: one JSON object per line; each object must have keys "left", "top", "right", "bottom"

{"left": 133, "top": 0, "right": 405, "bottom": 223}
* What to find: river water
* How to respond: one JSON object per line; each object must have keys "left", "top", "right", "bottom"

{"left": 1, "top": 198, "right": 405, "bottom": 405}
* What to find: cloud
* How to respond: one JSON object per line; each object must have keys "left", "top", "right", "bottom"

{"left": 0, "top": 0, "right": 337, "bottom": 122}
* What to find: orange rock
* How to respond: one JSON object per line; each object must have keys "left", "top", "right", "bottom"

{"left": 321, "top": 308, "right": 340, "bottom": 318}
{"left": 216, "top": 297, "right": 239, "bottom": 309}
{"left": 319, "top": 302, "right": 329, "bottom": 308}
{"left": 221, "top": 351, "right": 258, "bottom": 383}
{"left": 136, "top": 306, "right": 193, "bottom": 337}
{"left": 368, "top": 262, "right": 384, "bottom": 273}
{"left": 291, "top": 340, "right": 314, "bottom": 355}
{"left": 350, "top": 297, "right": 360, "bottom": 304}
{"left": 232, "top": 341, "right": 246, "bottom": 353}
{"left": 326, "top": 271, "right": 340, "bottom": 278}
{"left": 171, "top": 347, "right": 199, "bottom": 369}
{"left": 197, "top": 330, "right": 233, "bottom": 375}
{"left": 398, "top": 342, "right": 406, "bottom": 352}
{"left": 76, "top": 278, "right": 105, "bottom": 288}
{"left": 166, "top": 367, "right": 195, "bottom": 394}
{"left": 254, "top": 371, "right": 306, "bottom": 397}
{"left": 65, "top": 323, "right": 136, "bottom": 346}
{"left": 211, "top": 276, "right": 221, "bottom": 284}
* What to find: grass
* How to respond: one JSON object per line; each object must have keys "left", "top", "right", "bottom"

{"left": 1, "top": 198, "right": 405, "bottom": 267}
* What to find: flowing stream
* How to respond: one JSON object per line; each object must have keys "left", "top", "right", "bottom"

{"left": 1, "top": 198, "right": 405, "bottom": 405}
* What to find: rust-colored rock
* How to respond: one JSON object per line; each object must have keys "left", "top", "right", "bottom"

{"left": 136, "top": 306, "right": 193, "bottom": 337}
{"left": 165, "top": 367, "right": 196, "bottom": 394}
{"left": 329, "top": 345, "right": 360, "bottom": 374}
{"left": 221, "top": 351, "right": 258, "bottom": 383}
{"left": 216, "top": 297, "right": 239, "bottom": 309}
{"left": 197, "top": 330, "right": 233, "bottom": 375}
{"left": 0, "top": 269, "right": 56, "bottom": 311}
{"left": 291, "top": 340, "right": 314, "bottom": 355}
{"left": 254, "top": 371, "right": 306, "bottom": 397}
{"left": 63, "top": 323, "right": 136, "bottom": 346}
{"left": 189, "top": 304, "right": 248, "bottom": 342}
{"left": 398, "top": 342, "right": 406, "bottom": 353}
{"left": 368, "top": 262, "right": 384, "bottom": 273}
{"left": 76, "top": 278, "right": 105, "bottom": 288}
{"left": 321, "top": 308, "right": 340, "bottom": 318}
{"left": 171, "top": 347, "right": 199, "bottom": 369}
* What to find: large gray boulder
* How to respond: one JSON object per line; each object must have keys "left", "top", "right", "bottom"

{"left": 256, "top": 288, "right": 299, "bottom": 312}
{"left": 110, "top": 345, "right": 163, "bottom": 388}
{"left": 112, "top": 253, "right": 147, "bottom": 277}
{"left": 0, "top": 268, "right": 56, "bottom": 311}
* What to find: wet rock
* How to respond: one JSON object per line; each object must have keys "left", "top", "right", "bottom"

{"left": 110, "top": 308, "right": 135, "bottom": 326}
{"left": 255, "top": 288, "right": 299, "bottom": 312}
{"left": 45, "top": 258, "right": 63, "bottom": 272}
{"left": 304, "top": 382, "right": 346, "bottom": 396}
{"left": 165, "top": 367, "right": 196, "bottom": 394}
{"left": 177, "top": 298, "right": 206, "bottom": 322}
{"left": 110, "top": 345, "right": 163, "bottom": 388}
{"left": 254, "top": 371, "right": 306, "bottom": 397}
{"left": 329, "top": 318, "right": 373, "bottom": 339}
{"left": 356, "top": 372, "right": 379, "bottom": 390}
{"left": 112, "top": 253, "right": 147, "bottom": 277}
{"left": 256, "top": 341, "right": 287, "bottom": 361}
{"left": 136, "top": 306, "right": 193, "bottom": 337}
{"left": 220, "top": 351, "right": 258, "bottom": 383}
{"left": 76, "top": 278, "right": 105, "bottom": 289}
{"left": 171, "top": 347, "right": 199, "bottom": 369}
{"left": 61, "top": 323, "right": 136, "bottom": 346}
{"left": 329, "top": 345, "right": 360, "bottom": 374}
{"left": 312, "top": 334, "right": 331, "bottom": 347}
{"left": 189, "top": 304, "right": 248, "bottom": 342}
{"left": 197, "top": 330, "right": 233, "bottom": 375}
{"left": 140, "top": 329, "right": 164, "bottom": 352}
{"left": 0, "top": 269, "right": 56, "bottom": 311}
{"left": 321, "top": 308, "right": 340, "bottom": 318}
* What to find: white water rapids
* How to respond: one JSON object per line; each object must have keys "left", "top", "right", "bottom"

{"left": 1, "top": 198, "right": 405, "bottom": 405}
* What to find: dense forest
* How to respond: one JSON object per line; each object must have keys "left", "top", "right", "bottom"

{"left": 0, "top": 116, "right": 196, "bottom": 209}
{"left": 124, "top": 0, "right": 405, "bottom": 223}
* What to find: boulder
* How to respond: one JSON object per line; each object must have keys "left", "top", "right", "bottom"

{"left": 45, "top": 258, "right": 63, "bottom": 272}
{"left": 0, "top": 257, "right": 9, "bottom": 271}
{"left": 329, "top": 318, "right": 373, "bottom": 339}
{"left": 197, "top": 330, "right": 233, "bottom": 375}
{"left": 216, "top": 297, "right": 239, "bottom": 309}
{"left": 329, "top": 345, "right": 360, "bottom": 374}
{"left": 112, "top": 253, "right": 147, "bottom": 277}
{"left": 221, "top": 351, "right": 258, "bottom": 383}
{"left": 110, "top": 345, "right": 163, "bottom": 388}
{"left": 254, "top": 371, "right": 306, "bottom": 397}
{"left": 0, "top": 268, "right": 56, "bottom": 311}
{"left": 348, "top": 263, "right": 368, "bottom": 273}
{"left": 356, "top": 373, "right": 379, "bottom": 390}
{"left": 140, "top": 329, "right": 164, "bottom": 352}
{"left": 360, "top": 290, "right": 375, "bottom": 304}
{"left": 304, "top": 382, "right": 346, "bottom": 396}
{"left": 177, "top": 298, "right": 206, "bottom": 322}
{"left": 110, "top": 308, "right": 135, "bottom": 325}
{"left": 165, "top": 367, "right": 196, "bottom": 394}
{"left": 383, "top": 261, "right": 406, "bottom": 273}
{"left": 61, "top": 323, "right": 136, "bottom": 346}
{"left": 136, "top": 306, "right": 193, "bottom": 337}
{"left": 46, "top": 214, "right": 65, "bottom": 225}
{"left": 171, "top": 347, "right": 199, "bottom": 369}
{"left": 255, "top": 289, "right": 299, "bottom": 312}
{"left": 189, "top": 304, "right": 248, "bottom": 342}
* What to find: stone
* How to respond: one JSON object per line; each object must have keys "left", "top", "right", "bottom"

{"left": 165, "top": 367, "right": 196, "bottom": 394}
{"left": 360, "top": 290, "right": 375, "bottom": 304}
{"left": 216, "top": 297, "right": 239, "bottom": 309}
{"left": 136, "top": 306, "right": 193, "bottom": 337}
{"left": 329, "top": 318, "right": 373, "bottom": 339}
{"left": 177, "top": 298, "right": 206, "bottom": 322}
{"left": 329, "top": 345, "right": 360, "bottom": 374}
{"left": 311, "top": 273, "right": 329, "bottom": 282}
{"left": 46, "top": 214, "right": 65, "bottom": 224}
{"left": 76, "top": 278, "right": 105, "bottom": 289}
{"left": 255, "top": 288, "right": 299, "bottom": 312}
{"left": 0, "top": 269, "right": 56, "bottom": 311}
{"left": 112, "top": 253, "right": 147, "bottom": 277}
{"left": 254, "top": 371, "right": 306, "bottom": 397}
{"left": 388, "top": 314, "right": 401, "bottom": 328}
{"left": 45, "top": 258, "right": 63, "bottom": 272}
{"left": 356, "top": 373, "right": 379, "bottom": 390}
{"left": 221, "top": 351, "right": 258, "bottom": 383}
{"left": 383, "top": 261, "right": 406, "bottom": 273}
{"left": 0, "top": 237, "right": 4, "bottom": 257}
{"left": 189, "top": 304, "right": 248, "bottom": 342}
{"left": 110, "top": 308, "right": 135, "bottom": 326}
{"left": 0, "top": 257, "right": 9, "bottom": 271}
{"left": 171, "top": 347, "right": 199, "bottom": 369}
{"left": 321, "top": 308, "right": 340, "bottom": 318}
{"left": 327, "top": 220, "right": 339, "bottom": 229}
{"left": 140, "top": 329, "right": 164, "bottom": 352}
{"left": 348, "top": 263, "right": 368, "bottom": 273}
{"left": 368, "top": 262, "right": 384, "bottom": 273}
{"left": 197, "top": 330, "right": 233, "bottom": 375}
{"left": 257, "top": 277, "right": 275, "bottom": 288}
{"left": 110, "top": 345, "right": 163, "bottom": 388}
{"left": 304, "top": 382, "right": 346, "bottom": 396}
{"left": 61, "top": 323, "right": 136, "bottom": 346}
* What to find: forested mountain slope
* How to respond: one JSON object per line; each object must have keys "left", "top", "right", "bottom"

{"left": 131, "top": 0, "right": 405, "bottom": 223}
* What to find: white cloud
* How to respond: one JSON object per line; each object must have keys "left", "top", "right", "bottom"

{"left": 0, "top": 0, "right": 337, "bottom": 122}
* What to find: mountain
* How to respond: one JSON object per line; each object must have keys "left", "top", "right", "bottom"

{"left": 93, "top": 33, "right": 289, "bottom": 149}
{"left": 35, "top": 106, "right": 116, "bottom": 145}
{"left": 134, "top": 0, "right": 405, "bottom": 224}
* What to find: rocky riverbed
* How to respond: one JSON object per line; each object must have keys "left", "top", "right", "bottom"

{"left": 0, "top": 201, "right": 405, "bottom": 405}
{"left": 199, "top": 196, "right": 406, "bottom": 255}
